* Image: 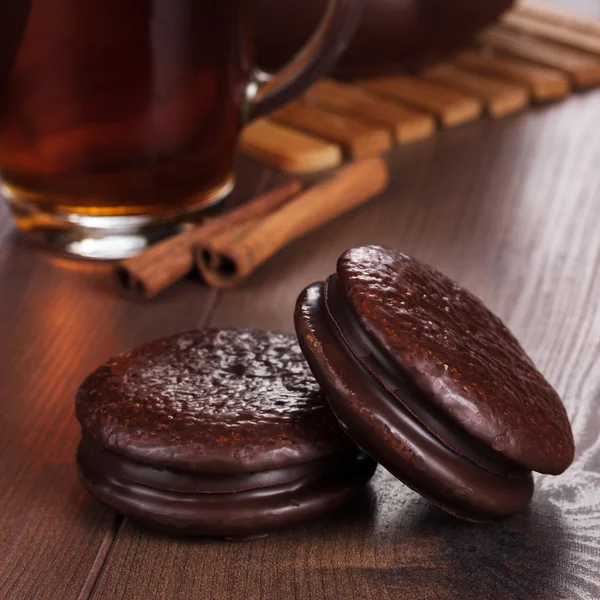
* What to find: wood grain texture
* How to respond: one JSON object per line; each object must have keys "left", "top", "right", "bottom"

{"left": 91, "top": 76, "right": 600, "bottom": 600}
{"left": 2, "top": 3, "right": 600, "bottom": 599}
{"left": 0, "top": 160, "right": 264, "bottom": 600}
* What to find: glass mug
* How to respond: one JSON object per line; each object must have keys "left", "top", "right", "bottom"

{"left": 0, "top": 0, "right": 362, "bottom": 258}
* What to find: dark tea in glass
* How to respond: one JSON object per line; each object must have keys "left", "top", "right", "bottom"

{"left": 0, "top": 0, "right": 361, "bottom": 258}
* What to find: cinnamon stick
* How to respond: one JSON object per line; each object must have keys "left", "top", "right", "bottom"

{"left": 115, "top": 180, "right": 302, "bottom": 299}
{"left": 194, "top": 157, "right": 389, "bottom": 290}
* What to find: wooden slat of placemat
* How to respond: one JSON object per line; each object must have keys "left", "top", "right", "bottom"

{"left": 272, "top": 100, "right": 392, "bottom": 159}
{"left": 502, "top": 12, "right": 600, "bottom": 55}
{"left": 481, "top": 27, "right": 600, "bottom": 88}
{"left": 456, "top": 50, "right": 571, "bottom": 101}
{"left": 515, "top": 2, "right": 600, "bottom": 37}
{"left": 423, "top": 63, "right": 530, "bottom": 118}
{"left": 304, "top": 79, "right": 436, "bottom": 144}
{"left": 240, "top": 119, "right": 342, "bottom": 173}
{"left": 241, "top": 4, "right": 600, "bottom": 173}
{"left": 361, "top": 76, "right": 484, "bottom": 128}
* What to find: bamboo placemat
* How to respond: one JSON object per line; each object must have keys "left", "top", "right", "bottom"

{"left": 241, "top": 2, "right": 600, "bottom": 173}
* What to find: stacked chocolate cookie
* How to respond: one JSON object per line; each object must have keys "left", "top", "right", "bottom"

{"left": 76, "top": 329, "right": 376, "bottom": 538}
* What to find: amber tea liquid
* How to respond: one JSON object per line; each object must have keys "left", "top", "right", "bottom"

{"left": 0, "top": 0, "right": 253, "bottom": 217}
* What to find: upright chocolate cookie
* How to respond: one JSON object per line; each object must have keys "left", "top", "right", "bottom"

{"left": 76, "top": 329, "right": 376, "bottom": 537}
{"left": 295, "top": 246, "right": 574, "bottom": 522}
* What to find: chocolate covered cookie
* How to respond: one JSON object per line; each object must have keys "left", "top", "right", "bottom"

{"left": 76, "top": 329, "right": 376, "bottom": 537}
{"left": 295, "top": 246, "right": 574, "bottom": 522}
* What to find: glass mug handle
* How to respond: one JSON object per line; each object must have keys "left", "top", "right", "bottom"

{"left": 245, "top": 0, "right": 364, "bottom": 120}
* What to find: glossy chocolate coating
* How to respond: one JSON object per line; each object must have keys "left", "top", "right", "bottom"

{"left": 324, "top": 275, "right": 529, "bottom": 479}
{"left": 76, "top": 329, "right": 353, "bottom": 474}
{"left": 256, "top": 0, "right": 514, "bottom": 78}
{"left": 295, "top": 283, "right": 534, "bottom": 522}
{"left": 337, "top": 247, "right": 574, "bottom": 475}
{"left": 77, "top": 443, "right": 377, "bottom": 537}
{"left": 79, "top": 435, "right": 356, "bottom": 494}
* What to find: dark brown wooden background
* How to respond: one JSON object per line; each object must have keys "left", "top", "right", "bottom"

{"left": 1, "top": 1, "right": 600, "bottom": 598}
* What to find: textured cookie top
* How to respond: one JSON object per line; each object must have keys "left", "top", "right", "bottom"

{"left": 76, "top": 329, "right": 351, "bottom": 473}
{"left": 337, "top": 246, "right": 574, "bottom": 475}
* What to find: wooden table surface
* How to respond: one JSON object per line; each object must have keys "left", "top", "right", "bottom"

{"left": 2, "top": 2, "right": 600, "bottom": 598}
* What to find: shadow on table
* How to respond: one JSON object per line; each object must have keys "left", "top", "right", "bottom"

{"left": 74, "top": 474, "right": 573, "bottom": 600}
{"left": 380, "top": 499, "right": 570, "bottom": 600}
{"left": 270, "top": 471, "right": 570, "bottom": 600}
